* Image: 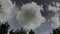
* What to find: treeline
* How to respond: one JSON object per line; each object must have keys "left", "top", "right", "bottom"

{"left": 0, "top": 22, "right": 35, "bottom": 34}
{"left": 50, "top": 27, "right": 60, "bottom": 34}
{"left": 0, "top": 22, "right": 60, "bottom": 34}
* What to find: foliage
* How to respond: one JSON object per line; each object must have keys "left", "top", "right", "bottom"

{"left": 10, "top": 30, "right": 15, "bottom": 34}
{"left": 51, "top": 28, "right": 60, "bottom": 34}
{"left": 0, "top": 22, "right": 10, "bottom": 34}
{"left": 29, "top": 29, "right": 35, "bottom": 34}
{"left": 18, "top": 28, "right": 27, "bottom": 34}
{"left": 0, "top": 22, "right": 35, "bottom": 34}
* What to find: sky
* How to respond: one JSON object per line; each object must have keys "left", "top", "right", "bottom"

{"left": 0, "top": 0, "right": 60, "bottom": 34}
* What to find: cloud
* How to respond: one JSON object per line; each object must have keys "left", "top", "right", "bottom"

{"left": 48, "top": 5, "right": 60, "bottom": 12}
{"left": 50, "top": 13, "right": 60, "bottom": 28}
{"left": 0, "top": 0, "right": 14, "bottom": 22}
{"left": 16, "top": 2, "right": 46, "bottom": 30}
{"left": 48, "top": 2, "right": 60, "bottom": 28}
{"left": 48, "top": 2, "right": 60, "bottom": 12}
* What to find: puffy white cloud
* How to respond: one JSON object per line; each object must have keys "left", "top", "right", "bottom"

{"left": 16, "top": 2, "right": 46, "bottom": 30}
{"left": 0, "top": 0, "right": 14, "bottom": 22}
{"left": 56, "top": 2, "right": 60, "bottom": 7}
{"left": 48, "top": 2, "right": 60, "bottom": 12}
{"left": 51, "top": 13, "right": 60, "bottom": 28}
{"left": 48, "top": 5, "right": 60, "bottom": 12}
{"left": 48, "top": 2, "right": 60, "bottom": 28}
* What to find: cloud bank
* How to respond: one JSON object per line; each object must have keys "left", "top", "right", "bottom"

{"left": 48, "top": 2, "right": 60, "bottom": 28}
{"left": 16, "top": 2, "right": 46, "bottom": 30}
{"left": 0, "top": 0, "right": 14, "bottom": 22}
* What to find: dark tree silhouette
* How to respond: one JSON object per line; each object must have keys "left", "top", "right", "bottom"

{"left": 0, "top": 21, "right": 36, "bottom": 34}
{"left": 0, "top": 22, "right": 10, "bottom": 34}
{"left": 18, "top": 28, "right": 27, "bottom": 34}
{"left": 0, "top": 5, "right": 1, "bottom": 8}
{"left": 10, "top": 29, "right": 16, "bottom": 34}
{"left": 51, "top": 28, "right": 60, "bottom": 34}
{"left": 29, "top": 29, "right": 35, "bottom": 34}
